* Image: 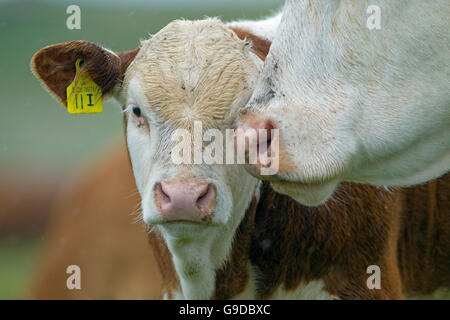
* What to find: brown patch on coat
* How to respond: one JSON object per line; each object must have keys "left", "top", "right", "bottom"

{"left": 398, "top": 175, "right": 450, "bottom": 296}
{"left": 213, "top": 196, "right": 258, "bottom": 299}
{"left": 212, "top": 173, "right": 449, "bottom": 299}
{"left": 229, "top": 27, "right": 272, "bottom": 61}
{"left": 246, "top": 182, "right": 402, "bottom": 299}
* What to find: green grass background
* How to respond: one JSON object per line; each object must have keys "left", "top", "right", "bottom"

{"left": 0, "top": 0, "right": 282, "bottom": 299}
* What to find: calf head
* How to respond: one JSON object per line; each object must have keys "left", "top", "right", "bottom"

{"left": 122, "top": 20, "right": 265, "bottom": 233}
{"left": 32, "top": 18, "right": 267, "bottom": 299}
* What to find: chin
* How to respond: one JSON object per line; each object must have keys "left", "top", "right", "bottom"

{"left": 156, "top": 221, "right": 219, "bottom": 240}
{"left": 270, "top": 179, "right": 339, "bottom": 207}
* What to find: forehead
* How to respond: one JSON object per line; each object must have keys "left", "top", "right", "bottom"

{"left": 125, "top": 19, "right": 261, "bottom": 129}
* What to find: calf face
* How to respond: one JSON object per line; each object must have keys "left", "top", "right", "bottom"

{"left": 238, "top": 0, "right": 450, "bottom": 206}
{"left": 121, "top": 20, "right": 263, "bottom": 236}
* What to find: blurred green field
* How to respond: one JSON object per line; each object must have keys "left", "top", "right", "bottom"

{"left": 0, "top": 239, "right": 39, "bottom": 299}
{"left": 0, "top": 0, "right": 283, "bottom": 299}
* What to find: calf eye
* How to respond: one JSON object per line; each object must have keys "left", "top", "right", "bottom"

{"left": 128, "top": 104, "right": 146, "bottom": 128}
{"left": 132, "top": 106, "right": 141, "bottom": 118}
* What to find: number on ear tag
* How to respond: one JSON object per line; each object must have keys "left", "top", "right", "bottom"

{"left": 66, "top": 58, "right": 103, "bottom": 114}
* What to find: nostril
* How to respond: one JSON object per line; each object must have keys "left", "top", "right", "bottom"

{"left": 257, "top": 121, "right": 275, "bottom": 150}
{"left": 196, "top": 185, "right": 209, "bottom": 203}
{"left": 196, "top": 184, "right": 216, "bottom": 207}
{"left": 264, "top": 122, "right": 274, "bottom": 147}
{"left": 156, "top": 182, "right": 171, "bottom": 203}
{"left": 196, "top": 184, "right": 210, "bottom": 203}
{"left": 239, "top": 116, "right": 276, "bottom": 148}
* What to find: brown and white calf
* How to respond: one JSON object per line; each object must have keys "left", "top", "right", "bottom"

{"left": 32, "top": 18, "right": 449, "bottom": 299}
{"left": 238, "top": 0, "right": 450, "bottom": 206}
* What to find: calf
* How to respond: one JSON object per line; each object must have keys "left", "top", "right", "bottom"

{"left": 238, "top": 0, "right": 450, "bottom": 206}
{"left": 31, "top": 18, "right": 449, "bottom": 299}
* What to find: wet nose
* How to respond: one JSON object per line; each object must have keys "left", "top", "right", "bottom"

{"left": 154, "top": 180, "right": 216, "bottom": 222}
{"left": 238, "top": 114, "right": 276, "bottom": 158}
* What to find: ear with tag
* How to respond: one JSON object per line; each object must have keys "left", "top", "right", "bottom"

{"left": 31, "top": 40, "right": 139, "bottom": 107}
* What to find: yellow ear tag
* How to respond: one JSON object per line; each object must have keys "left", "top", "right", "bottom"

{"left": 66, "top": 58, "right": 103, "bottom": 114}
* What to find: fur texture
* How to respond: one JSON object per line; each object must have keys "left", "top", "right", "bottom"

{"left": 240, "top": 0, "right": 450, "bottom": 206}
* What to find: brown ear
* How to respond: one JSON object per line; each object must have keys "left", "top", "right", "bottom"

{"left": 228, "top": 27, "right": 271, "bottom": 61}
{"left": 31, "top": 40, "right": 139, "bottom": 106}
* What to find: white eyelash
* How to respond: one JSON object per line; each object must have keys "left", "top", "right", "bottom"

{"left": 122, "top": 104, "right": 134, "bottom": 114}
